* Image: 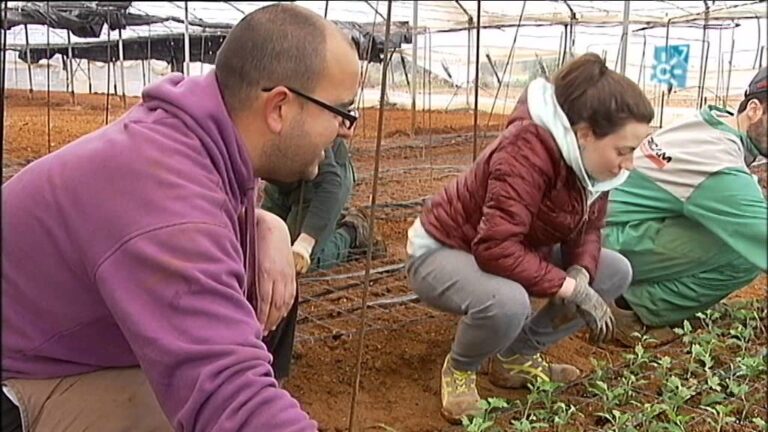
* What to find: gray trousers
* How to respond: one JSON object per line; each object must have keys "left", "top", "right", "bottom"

{"left": 406, "top": 246, "right": 632, "bottom": 371}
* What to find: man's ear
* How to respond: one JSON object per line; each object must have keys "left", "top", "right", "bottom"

{"left": 747, "top": 99, "right": 765, "bottom": 124}
{"left": 262, "top": 87, "right": 291, "bottom": 134}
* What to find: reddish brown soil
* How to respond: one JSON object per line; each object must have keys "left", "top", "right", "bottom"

{"left": 3, "top": 90, "right": 766, "bottom": 431}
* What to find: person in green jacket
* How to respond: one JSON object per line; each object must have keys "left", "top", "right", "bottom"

{"left": 603, "top": 67, "right": 767, "bottom": 347}
{"left": 260, "top": 114, "right": 384, "bottom": 380}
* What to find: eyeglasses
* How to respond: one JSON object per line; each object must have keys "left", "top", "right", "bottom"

{"left": 262, "top": 86, "right": 358, "bottom": 129}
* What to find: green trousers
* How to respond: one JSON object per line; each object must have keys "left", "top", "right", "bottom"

{"left": 261, "top": 184, "right": 354, "bottom": 271}
{"left": 603, "top": 217, "right": 760, "bottom": 327}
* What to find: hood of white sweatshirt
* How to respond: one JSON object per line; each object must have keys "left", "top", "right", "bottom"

{"left": 526, "top": 78, "right": 629, "bottom": 204}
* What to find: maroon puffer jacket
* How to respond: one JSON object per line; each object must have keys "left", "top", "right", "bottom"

{"left": 419, "top": 101, "right": 608, "bottom": 297}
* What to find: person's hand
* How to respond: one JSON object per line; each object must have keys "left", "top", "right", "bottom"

{"left": 291, "top": 233, "right": 316, "bottom": 274}
{"left": 255, "top": 210, "right": 297, "bottom": 334}
{"left": 561, "top": 274, "right": 615, "bottom": 343}
{"left": 551, "top": 266, "right": 591, "bottom": 329}
{"left": 566, "top": 265, "right": 590, "bottom": 286}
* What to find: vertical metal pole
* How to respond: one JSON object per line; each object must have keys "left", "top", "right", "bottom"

{"left": 619, "top": 0, "right": 630, "bottom": 75}
{"left": 472, "top": 0, "right": 481, "bottom": 161}
{"left": 466, "top": 18, "right": 472, "bottom": 107}
{"left": 46, "top": 2, "right": 51, "bottom": 154}
{"left": 697, "top": 4, "right": 710, "bottom": 110}
{"left": 184, "top": 1, "right": 191, "bottom": 76}
{"left": 486, "top": 1, "right": 526, "bottom": 127}
{"left": 147, "top": 23, "right": 152, "bottom": 84}
{"left": 118, "top": 27, "right": 126, "bottom": 107}
{"left": 200, "top": 34, "right": 205, "bottom": 75}
{"left": 67, "top": 31, "right": 76, "bottom": 103}
{"left": 715, "top": 28, "right": 723, "bottom": 106}
{"left": 24, "top": 24, "right": 33, "bottom": 97}
{"left": 105, "top": 18, "right": 112, "bottom": 125}
{"left": 86, "top": 59, "right": 92, "bottom": 94}
{"left": 348, "top": 1, "right": 392, "bottom": 430}
{"left": 422, "top": 24, "right": 427, "bottom": 132}
{"left": 725, "top": 26, "right": 735, "bottom": 108}
{"left": 410, "top": 0, "right": 418, "bottom": 136}
{"left": 323, "top": 0, "right": 329, "bottom": 18}
{"left": 428, "top": 29, "right": 433, "bottom": 181}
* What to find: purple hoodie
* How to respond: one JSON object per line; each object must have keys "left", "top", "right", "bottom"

{"left": 2, "top": 71, "right": 317, "bottom": 431}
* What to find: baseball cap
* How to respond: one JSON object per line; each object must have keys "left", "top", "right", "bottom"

{"left": 745, "top": 66, "right": 767, "bottom": 98}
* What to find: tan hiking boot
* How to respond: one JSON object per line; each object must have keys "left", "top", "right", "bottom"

{"left": 440, "top": 355, "right": 482, "bottom": 424}
{"left": 610, "top": 304, "right": 679, "bottom": 348}
{"left": 340, "top": 209, "right": 388, "bottom": 259}
{"left": 489, "top": 353, "right": 580, "bottom": 389}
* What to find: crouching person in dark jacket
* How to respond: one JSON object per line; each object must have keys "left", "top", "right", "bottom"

{"left": 405, "top": 53, "right": 654, "bottom": 423}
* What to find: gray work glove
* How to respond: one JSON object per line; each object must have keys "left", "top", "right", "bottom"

{"left": 563, "top": 272, "right": 615, "bottom": 344}
{"left": 567, "top": 265, "right": 590, "bottom": 286}
{"left": 551, "top": 266, "right": 590, "bottom": 329}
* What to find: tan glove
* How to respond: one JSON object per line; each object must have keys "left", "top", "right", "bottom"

{"left": 291, "top": 233, "right": 316, "bottom": 274}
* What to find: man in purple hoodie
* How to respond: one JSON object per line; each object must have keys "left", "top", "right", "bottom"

{"left": 1, "top": 4, "right": 360, "bottom": 431}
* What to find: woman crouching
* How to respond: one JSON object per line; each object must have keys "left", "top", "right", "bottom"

{"left": 405, "top": 53, "right": 654, "bottom": 423}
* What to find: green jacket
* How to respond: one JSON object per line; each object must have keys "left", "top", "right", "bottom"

{"left": 263, "top": 138, "right": 355, "bottom": 244}
{"left": 605, "top": 106, "right": 767, "bottom": 273}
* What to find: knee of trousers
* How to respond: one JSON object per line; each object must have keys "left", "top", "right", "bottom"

{"left": 594, "top": 249, "right": 633, "bottom": 300}
{"left": 471, "top": 288, "right": 531, "bottom": 337}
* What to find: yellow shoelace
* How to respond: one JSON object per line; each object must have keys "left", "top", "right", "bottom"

{"left": 499, "top": 354, "right": 551, "bottom": 382}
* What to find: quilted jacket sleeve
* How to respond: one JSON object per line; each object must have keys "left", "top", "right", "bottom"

{"left": 470, "top": 124, "right": 568, "bottom": 297}
{"left": 561, "top": 194, "right": 608, "bottom": 282}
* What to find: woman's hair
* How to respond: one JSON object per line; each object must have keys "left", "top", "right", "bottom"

{"left": 552, "top": 53, "right": 654, "bottom": 138}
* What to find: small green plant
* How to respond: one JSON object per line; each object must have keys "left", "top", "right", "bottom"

{"left": 596, "top": 409, "right": 638, "bottom": 431}
{"left": 587, "top": 379, "right": 627, "bottom": 409}
{"left": 550, "top": 402, "right": 577, "bottom": 431}
{"left": 624, "top": 337, "right": 652, "bottom": 373}
{"left": 752, "top": 416, "right": 767, "bottom": 430}
{"left": 662, "top": 376, "right": 696, "bottom": 409}
{"left": 702, "top": 404, "right": 736, "bottom": 432}
{"left": 673, "top": 320, "right": 696, "bottom": 345}
{"left": 653, "top": 356, "right": 673, "bottom": 380}
{"left": 662, "top": 406, "right": 694, "bottom": 431}
{"left": 527, "top": 378, "right": 563, "bottom": 413}
{"left": 590, "top": 358, "right": 611, "bottom": 383}
{"left": 507, "top": 417, "right": 548, "bottom": 432}
{"left": 461, "top": 397, "right": 509, "bottom": 432}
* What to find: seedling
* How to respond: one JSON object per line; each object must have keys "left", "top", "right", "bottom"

{"left": 550, "top": 402, "right": 577, "bottom": 431}
{"left": 596, "top": 409, "right": 638, "bottom": 431}
{"left": 702, "top": 404, "right": 736, "bottom": 432}
{"left": 461, "top": 397, "right": 510, "bottom": 432}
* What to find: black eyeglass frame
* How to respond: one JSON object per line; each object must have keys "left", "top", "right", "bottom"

{"left": 262, "top": 86, "right": 358, "bottom": 129}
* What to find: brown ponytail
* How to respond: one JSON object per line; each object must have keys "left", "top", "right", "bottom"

{"left": 552, "top": 53, "right": 654, "bottom": 138}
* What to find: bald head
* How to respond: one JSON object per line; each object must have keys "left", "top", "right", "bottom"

{"left": 215, "top": 3, "right": 355, "bottom": 114}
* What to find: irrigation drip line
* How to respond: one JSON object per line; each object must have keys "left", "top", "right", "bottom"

{"left": 299, "top": 263, "right": 403, "bottom": 283}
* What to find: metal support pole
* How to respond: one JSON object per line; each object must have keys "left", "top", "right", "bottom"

{"left": 472, "top": 0, "right": 481, "bottom": 161}
{"left": 184, "top": 1, "right": 191, "bottom": 76}
{"left": 105, "top": 18, "right": 112, "bottom": 125}
{"left": 24, "top": 24, "right": 33, "bottom": 97}
{"left": 725, "top": 26, "right": 735, "bottom": 108}
{"left": 619, "top": 0, "right": 630, "bottom": 75}
{"left": 697, "top": 2, "right": 710, "bottom": 110}
{"left": 324, "top": 0, "right": 329, "bottom": 18}
{"left": 118, "top": 27, "right": 127, "bottom": 107}
{"left": 200, "top": 34, "right": 205, "bottom": 75}
{"left": 67, "top": 31, "right": 76, "bottom": 103}
{"left": 410, "top": 0, "right": 418, "bottom": 136}
{"left": 86, "top": 59, "right": 92, "bottom": 94}
{"left": 466, "top": 19, "right": 472, "bottom": 107}
{"left": 487, "top": 1, "right": 526, "bottom": 127}
{"left": 348, "top": 1, "right": 393, "bottom": 431}
{"left": 147, "top": 23, "right": 152, "bottom": 84}
{"left": 46, "top": 2, "right": 51, "bottom": 154}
